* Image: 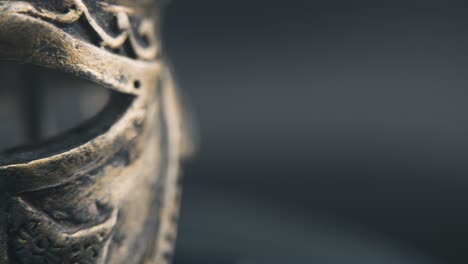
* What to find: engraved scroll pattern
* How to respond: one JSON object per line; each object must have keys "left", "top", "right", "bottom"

{"left": 0, "top": 0, "right": 159, "bottom": 60}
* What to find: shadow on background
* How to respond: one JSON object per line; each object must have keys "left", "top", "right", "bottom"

{"left": 164, "top": 1, "right": 468, "bottom": 263}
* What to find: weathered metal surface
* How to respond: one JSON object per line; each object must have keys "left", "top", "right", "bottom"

{"left": 0, "top": 0, "right": 191, "bottom": 263}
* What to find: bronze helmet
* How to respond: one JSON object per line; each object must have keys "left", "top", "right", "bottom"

{"left": 0, "top": 0, "right": 193, "bottom": 263}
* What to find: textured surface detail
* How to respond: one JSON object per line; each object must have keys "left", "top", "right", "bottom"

{"left": 0, "top": 0, "right": 159, "bottom": 60}
{"left": 9, "top": 197, "right": 117, "bottom": 264}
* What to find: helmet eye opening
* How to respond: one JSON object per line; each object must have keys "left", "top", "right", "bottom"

{"left": 0, "top": 60, "right": 134, "bottom": 163}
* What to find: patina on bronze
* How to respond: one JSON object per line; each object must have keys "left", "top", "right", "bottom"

{"left": 0, "top": 0, "right": 193, "bottom": 263}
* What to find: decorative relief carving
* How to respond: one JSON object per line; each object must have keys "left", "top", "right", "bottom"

{"left": 9, "top": 197, "right": 117, "bottom": 264}
{"left": 0, "top": 0, "right": 159, "bottom": 60}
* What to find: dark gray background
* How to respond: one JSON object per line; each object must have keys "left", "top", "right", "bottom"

{"left": 163, "top": 1, "right": 468, "bottom": 263}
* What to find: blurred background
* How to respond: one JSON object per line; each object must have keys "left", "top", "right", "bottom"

{"left": 163, "top": 1, "right": 468, "bottom": 263}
